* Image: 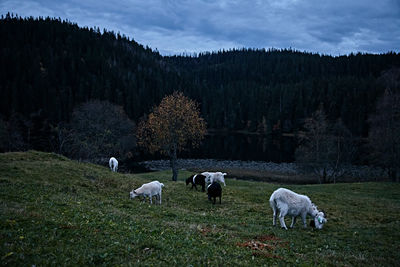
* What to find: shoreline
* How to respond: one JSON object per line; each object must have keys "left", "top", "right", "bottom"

{"left": 138, "top": 158, "right": 387, "bottom": 183}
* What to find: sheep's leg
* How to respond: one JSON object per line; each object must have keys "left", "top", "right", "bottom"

{"left": 271, "top": 205, "right": 277, "bottom": 226}
{"left": 290, "top": 216, "right": 296, "bottom": 228}
{"left": 301, "top": 213, "right": 307, "bottom": 228}
{"left": 219, "top": 196, "right": 221, "bottom": 204}
{"left": 279, "top": 213, "right": 288, "bottom": 230}
{"left": 159, "top": 192, "right": 162, "bottom": 205}
{"left": 201, "top": 184, "right": 205, "bottom": 192}
{"left": 278, "top": 207, "right": 288, "bottom": 230}
{"left": 149, "top": 195, "right": 153, "bottom": 204}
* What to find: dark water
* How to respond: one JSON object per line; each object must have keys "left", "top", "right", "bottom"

{"left": 179, "top": 133, "right": 296, "bottom": 163}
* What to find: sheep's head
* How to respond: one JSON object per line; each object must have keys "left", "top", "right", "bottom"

{"left": 215, "top": 172, "right": 227, "bottom": 180}
{"left": 129, "top": 190, "right": 138, "bottom": 199}
{"left": 313, "top": 211, "right": 327, "bottom": 229}
{"left": 186, "top": 177, "right": 191, "bottom": 185}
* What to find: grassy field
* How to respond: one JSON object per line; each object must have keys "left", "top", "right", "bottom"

{"left": 1, "top": 151, "right": 399, "bottom": 266}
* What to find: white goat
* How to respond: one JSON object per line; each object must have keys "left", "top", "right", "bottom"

{"left": 109, "top": 157, "right": 118, "bottom": 172}
{"left": 269, "top": 188, "right": 327, "bottom": 230}
{"left": 201, "top": 171, "right": 227, "bottom": 186}
{"left": 129, "top": 181, "right": 164, "bottom": 204}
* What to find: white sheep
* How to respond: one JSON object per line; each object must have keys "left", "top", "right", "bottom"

{"left": 269, "top": 188, "right": 327, "bottom": 230}
{"left": 201, "top": 171, "right": 227, "bottom": 186}
{"left": 129, "top": 181, "right": 164, "bottom": 204}
{"left": 109, "top": 157, "right": 118, "bottom": 172}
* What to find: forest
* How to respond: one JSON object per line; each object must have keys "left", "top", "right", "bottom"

{"left": 0, "top": 15, "right": 399, "bottom": 172}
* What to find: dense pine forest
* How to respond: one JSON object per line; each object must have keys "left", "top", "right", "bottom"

{"left": 1, "top": 15, "right": 399, "bottom": 160}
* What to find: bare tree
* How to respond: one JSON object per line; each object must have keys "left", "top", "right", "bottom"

{"left": 330, "top": 119, "right": 357, "bottom": 183}
{"left": 369, "top": 69, "right": 400, "bottom": 182}
{"left": 66, "top": 100, "right": 135, "bottom": 163}
{"left": 296, "top": 106, "right": 355, "bottom": 183}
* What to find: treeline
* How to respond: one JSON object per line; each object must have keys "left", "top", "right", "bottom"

{"left": 0, "top": 14, "right": 180, "bottom": 125}
{"left": 169, "top": 49, "right": 399, "bottom": 136}
{"left": 0, "top": 15, "right": 399, "bottom": 156}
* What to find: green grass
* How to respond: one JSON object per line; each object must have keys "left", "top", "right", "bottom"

{"left": 1, "top": 151, "right": 399, "bottom": 266}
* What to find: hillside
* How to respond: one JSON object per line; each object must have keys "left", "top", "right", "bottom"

{"left": 0, "top": 15, "right": 181, "bottom": 124}
{"left": 1, "top": 16, "right": 400, "bottom": 154}
{"left": 1, "top": 151, "right": 399, "bottom": 265}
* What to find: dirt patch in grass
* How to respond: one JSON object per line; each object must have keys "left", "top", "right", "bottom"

{"left": 237, "top": 235, "right": 287, "bottom": 250}
{"left": 237, "top": 235, "right": 288, "bottom": 259}
{"left": 237, "top": 240, "right": 275, "bottom": 251}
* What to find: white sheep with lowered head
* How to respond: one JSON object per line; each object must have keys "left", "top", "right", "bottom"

{"left": 269, "top": 188, "right": 327, "bottom": 230}
{"left": 129, "top": 181, "right": 164, "bottom": 204}
{"left": 201, "top": 171, "right": 227, "bottom": 186}
{"left": 109, "top": 157, "right": 118, "bottom": 172}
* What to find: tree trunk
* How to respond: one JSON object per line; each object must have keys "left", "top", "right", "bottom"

{"left": 322, "top": 167, "right": 327, "bottom": 184}
{"left": 389, "top": 168, "right": 399, "bottom": 182}
{"left": 170, "top": 145, "right": 178, "bottom": 181}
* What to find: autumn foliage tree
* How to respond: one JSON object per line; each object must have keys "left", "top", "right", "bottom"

{"left": 137, "top": 92, "right": 207, "bottom": 181}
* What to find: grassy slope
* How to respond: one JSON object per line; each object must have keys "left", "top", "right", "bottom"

{"left": 1, "top": 151, "right": 399, "bottom": 266}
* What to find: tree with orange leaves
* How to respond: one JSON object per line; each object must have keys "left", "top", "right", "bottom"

{"left": 137, "top": 92, "right": 207, "bottom": 181}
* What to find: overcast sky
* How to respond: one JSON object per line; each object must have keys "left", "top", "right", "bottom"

{"left": 1, "top": 0, "right": 399, "bottom": 56}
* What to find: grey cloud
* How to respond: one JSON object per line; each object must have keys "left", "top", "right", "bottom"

{"left": 0, "top": 0, "right": 398, "bottom": 55}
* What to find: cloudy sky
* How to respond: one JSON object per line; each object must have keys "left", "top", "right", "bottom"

{"left": 1, "top": 0, "right": 399, "bottom": 56}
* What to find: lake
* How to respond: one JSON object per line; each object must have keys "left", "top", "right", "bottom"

{"left": 138, "top": 133, "right": 297, "bottom": 163}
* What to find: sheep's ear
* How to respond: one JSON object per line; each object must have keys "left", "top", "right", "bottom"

{"left": 321, "top": 209, "right": 327, "bottom": 218}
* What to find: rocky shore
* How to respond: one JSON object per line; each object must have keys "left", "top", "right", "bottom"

{"left": 139, "top": 158, "right": 387, "bottom": 181}
{"left": 140, "top": 158, "right": 297, "bottom": 173}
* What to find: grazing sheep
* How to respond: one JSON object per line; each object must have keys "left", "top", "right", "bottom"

{"left": 186, "top": 174, "right": 206, "bottom": 192}
{"left": 129, "top": 181, "right": 164, "bottom": 204}
{"left": 207, "top": 182, "right": 222, "bottom": 204}
{"left": 201, "top": 171, "right": 227, "bottom": 186}
{"left": 269, "top": 188, "right": 327, "bottom": 230}
{"left": 109, "top": 157, "right": 118, "bottom": 172}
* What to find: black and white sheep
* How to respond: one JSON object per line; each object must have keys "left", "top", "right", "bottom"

{"left": 129, "top": 181, "right": 164, "bottom": 204}
{"left": 269, "top": 188, "right": 327, "bottom": 230}
{"left": 186, "top": 174, "right": 206, "bottom": 192}
{"left": 207, "top": 182, "right": 222, "bottom": 204}
{"left": 109, "top": 157, "right": 118, "bottom": 172}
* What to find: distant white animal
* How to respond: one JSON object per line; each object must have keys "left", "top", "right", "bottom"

{"left": 201, "top": 171, "right": 227, "bottom": 186}
{"left": 109, "top": 157, "right": 118, "bottom": 172}
{"left": 130, "top": 181, "right": 164, "bottom": 204}
{"left": 269, "top": 188, "right": 327, "bottom": 230}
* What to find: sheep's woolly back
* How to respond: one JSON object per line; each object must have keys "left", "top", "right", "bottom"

{"left": 270, "top": 188, "right": 317, "bottom": 217}
{"left": 134, "top": 181, "right": 163, "bottom": 195}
